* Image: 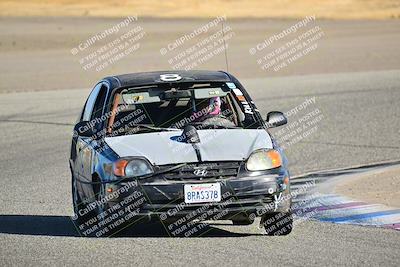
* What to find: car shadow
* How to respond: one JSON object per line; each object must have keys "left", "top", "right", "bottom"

{"left": 0, "top": 215, "right": 260, "bottom": 238}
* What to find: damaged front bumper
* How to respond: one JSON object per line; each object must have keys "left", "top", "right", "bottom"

{"left": 102, "top": 171, "right": 292, "bottom": 222}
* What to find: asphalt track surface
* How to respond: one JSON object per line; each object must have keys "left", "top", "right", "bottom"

{"left": 0, "top": 70, "right": 399, "bottom": 265}
{"left": 1, "top": 17, "right": 400, "bottom": 93}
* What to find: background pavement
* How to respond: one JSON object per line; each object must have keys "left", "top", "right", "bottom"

{"left": 1, "top": 17, "right": 400, "bottom": 92}
{"left": 0, "top": 16, "right": 400, "bottom": 266}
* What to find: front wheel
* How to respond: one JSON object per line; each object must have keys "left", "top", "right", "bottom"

{"left": 71, "top": 179, "right": 109, "bottom": 237}
{"left": 261, "top": 212, "right": 293, "bottom": 236}
{"left": 71, "top": 174, "right": 91, "bottom": 233}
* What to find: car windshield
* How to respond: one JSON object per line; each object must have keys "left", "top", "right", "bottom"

{"left": 106, "top": 82, "right": 262, "bottom": 136}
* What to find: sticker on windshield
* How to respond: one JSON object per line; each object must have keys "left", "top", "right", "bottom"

{"left": 232, "top": 88, "right": 242, "bottom": 95}
{"left": 132, "top": 95, "right": 144, "bottom": 102}
{"left": 241, "top": 101, "right": 253, "bottom": 114}
{"left": 231, "top": 88, "right": 253, "bottom": 114}
{"left": 208, "top": 90, "right": 221, "bottom": 95}
{"left": 226, "top": 82, "right": 236, "bottom": 89}
{"left": 236, "top": 95, "right": 246, "bottom": 101}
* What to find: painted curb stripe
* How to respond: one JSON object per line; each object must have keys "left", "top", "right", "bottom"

{"left": 382, "top": 223, "right": 400, "bottom": 230}
{"left": 293, "top": 201, "right": 367, "bottom": 214}
{"left": 320, "top": 209, "right": 400, "bottom": 223}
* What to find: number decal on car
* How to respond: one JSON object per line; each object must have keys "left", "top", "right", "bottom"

{"left": 160, "top": 74, "right": 182, "bottom": 82}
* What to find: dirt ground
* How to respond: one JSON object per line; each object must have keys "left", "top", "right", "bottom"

{"left": 335, "top": 166, "right": 400, "bottom": 208}
{"left": 1, "top": 0, "right": 400, "bottom": 19}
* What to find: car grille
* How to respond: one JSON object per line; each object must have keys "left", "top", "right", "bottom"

{"left": 142, "top": 195, "right": 274, "bottom": 213}
{"left": 160, "top": 161, "right": 241, "bottom": 180}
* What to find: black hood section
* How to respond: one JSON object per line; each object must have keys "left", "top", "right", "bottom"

{"left": 182, "top": 125, "right": 200, "bottom": 144}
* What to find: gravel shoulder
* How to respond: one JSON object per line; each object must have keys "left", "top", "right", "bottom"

{"left": 335, "top": 165, "right": 400, "bottom": 208}
{"left": 1, "top": 0, "right": 399, "bottom": 19}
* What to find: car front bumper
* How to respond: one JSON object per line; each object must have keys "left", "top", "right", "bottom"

{"left": 102, "top": 172, "right": 292, "bottom": 222}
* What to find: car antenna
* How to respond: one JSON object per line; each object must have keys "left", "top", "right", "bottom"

{"left": 221, "top": 19, "right": 229, "bottom": 72}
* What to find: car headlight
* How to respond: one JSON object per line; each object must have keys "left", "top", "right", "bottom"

{"left": 113, "top": 158, "right": 153, "bottom": 178}
{"left": 246, "top": 149, "right": 282, "bottom": 171}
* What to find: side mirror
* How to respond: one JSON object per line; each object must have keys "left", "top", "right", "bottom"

{"left": 73, "top": 121, "right": 95, "bottom": 137}
{"left": 266, "top": 111, "right": 287, "bottom": 128}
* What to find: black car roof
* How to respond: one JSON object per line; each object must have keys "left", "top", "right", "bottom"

{"left": 105, "top": 70, "right": 232, "bottom": 88}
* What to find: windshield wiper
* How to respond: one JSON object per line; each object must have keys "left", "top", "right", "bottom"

{"left": 123, "top": 124, "right": 180, "bottom": 135}
{"left": 188, "top": 122, "right": 239, "bottom": 129}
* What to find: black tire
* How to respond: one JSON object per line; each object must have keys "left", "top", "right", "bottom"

{"left": 261, "top": 212, "right": 293, "bottom": 236}
{"left": 90, "top": 182, "right": 127, "bottom": 238}
{"left": 71, "top": 174, "right": 92, "bottom": 235}
{"left": 72, "top": 176, "right": 112, "bottom": 237}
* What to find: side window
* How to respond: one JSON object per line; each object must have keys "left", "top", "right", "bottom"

{"left": 90, "top": 84, "right": 108, "bottom": 121}
{"left": 82, "top": 83, "right": 102, "bottom": 122}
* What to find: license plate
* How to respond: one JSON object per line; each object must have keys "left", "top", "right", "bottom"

{"left": 184, "top": 183, "right": 221, "bottom": 204}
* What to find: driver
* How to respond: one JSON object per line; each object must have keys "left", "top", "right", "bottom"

{"left": 193, "top": 97, "right": 236, "bottom": 127}
{"left": 209, "top": 97, "right": 222, "bottom": 115}
{"left": 193, "top": 97, "right": 221, "bottom": 121}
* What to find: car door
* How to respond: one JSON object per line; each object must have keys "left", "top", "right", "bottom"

{"left": 75, "top": 82, "right": 108, "bottom": 200}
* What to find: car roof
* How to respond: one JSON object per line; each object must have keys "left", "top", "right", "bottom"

{"left": 104, "top": 70, "right": 232, "bottom": 89}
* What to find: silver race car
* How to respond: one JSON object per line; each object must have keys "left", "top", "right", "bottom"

{"left": 70, "top": 70, "right": 292, "bottom": 237}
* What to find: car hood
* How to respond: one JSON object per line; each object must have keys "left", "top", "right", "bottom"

{"left": 104, "top": 129, "right": 273, "bottom": 165}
